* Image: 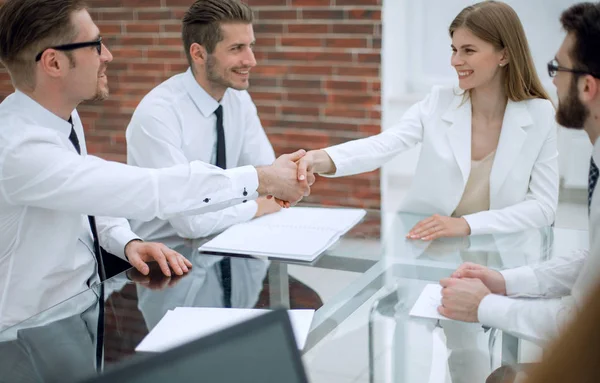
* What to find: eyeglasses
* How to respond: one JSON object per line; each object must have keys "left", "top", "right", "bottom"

{"left": 35, "top": 37, "right": 103, "bottom": 62}
{"left": 547, "top": 59, "right": 600, "bottom": 79}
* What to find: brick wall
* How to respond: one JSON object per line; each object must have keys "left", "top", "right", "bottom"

{"left": 0, "top": 0, "right": 382, "bottom": 208}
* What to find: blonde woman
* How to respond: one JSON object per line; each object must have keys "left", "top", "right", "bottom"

{"left": 297, "top": 1, "right": 559, "bottom": 240}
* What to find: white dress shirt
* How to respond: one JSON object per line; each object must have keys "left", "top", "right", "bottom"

{"left": 322, "top": 86, "right": 559, "bottom": 235}
{"left": 0, "top": 91, "right": 259, "bottom": 330}
{"left": 478, "top": 139, "right": 600, "bottom": 346}
{"left": 126, "top": 68, "right": 275, "bottom": 241}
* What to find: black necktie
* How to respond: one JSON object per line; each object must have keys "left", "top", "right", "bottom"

{"left": 214, "top": 105, "right": 231, "bottom": 307}
{"left": 68, "top": 120, "right": 106, "bottom": 282}
{"left": 590, "top": 157, "right": 599, "bottom": 215}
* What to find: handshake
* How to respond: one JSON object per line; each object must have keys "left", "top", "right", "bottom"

{"left": 255, "top": 149, "right": 336, "bottom": 208}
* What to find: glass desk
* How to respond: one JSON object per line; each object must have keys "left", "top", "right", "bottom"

{"left": 0, "top": 210, "right": 588, "bottom": 383}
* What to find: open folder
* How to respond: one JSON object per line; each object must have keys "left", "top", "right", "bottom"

{"left": 198, "top": 207, "right": 367, "bottom": 261}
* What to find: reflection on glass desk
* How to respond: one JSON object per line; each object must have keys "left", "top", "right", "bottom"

{"left": 0, "top": 209, "right": 589, "bottom": 383}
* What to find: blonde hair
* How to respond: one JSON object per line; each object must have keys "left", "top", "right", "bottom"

{"left": 449, "top": 0, "right": 550, "bottom": 102}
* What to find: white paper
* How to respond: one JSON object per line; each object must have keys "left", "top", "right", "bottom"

{"left": 136, "top": 308, "right": 315, "bottom": 353}
{"left": 409, "top": 284, "right": 459, "bottom": 322}
{"left": 199, "top": 207, "right": 366, "bottom": 261}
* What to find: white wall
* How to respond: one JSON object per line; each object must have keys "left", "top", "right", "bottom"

{"left": 382, "top": 0, "right": 590, "bottom": 211}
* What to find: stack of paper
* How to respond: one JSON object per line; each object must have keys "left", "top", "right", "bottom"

{"left": 199, "top": 207, "right": 366, "bottom": 261}
{"left": 136, "top": 308, "right": 315, "bottom": 352}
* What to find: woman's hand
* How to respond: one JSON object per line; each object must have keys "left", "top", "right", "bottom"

{"left": 407, "top": 214, "right": 471, "bottom": 240}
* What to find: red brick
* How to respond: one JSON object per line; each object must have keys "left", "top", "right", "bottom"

{"left": 122, "top": 0, "right": 162, "bottom": 5}
{"left": 164, "top": 0, "right": 202, "bottom": 5}
{"left": 137, "top": 10, "right": 173, "bottom": 20}
{"left": 120, "top": 36, "right": 156, "bottom": 46}
{"left": 334, "top": 66, "right": 379, "bottom": 77}
{"left": 324, "top": 107, "right": 367, "bottom": 119}
{"left": 125, "top": 23, "right": 161, "bottom": 33}
{"left": 147, "top": 49, "right": 184, "bottom": 59}
{"left": 291, "top": 0, "right": 331, "bottom": 5}
{"left": 250, "top": 92, "right": 285, "bottom": 102}
{"left": 257, "top": 10, "right": 298, "bottom": 20}
{"left": 97, "top": 23, "right": 123, "bottom": 35}
{"left": 163, "top": 24, "right": 182, "bottom": 33}
{"left": 268, "top": 51, "right": 353, "bottom": 63}
{"left": 325, "top": 80, "right": 368, "bottom": 92}
{"left": 96, "top": 11, "right": 135, "bottom": 21}
{"left": 158, "top": 38, "right": 184, "bottom": 47}
{"left": 302, "top": 9, "right": 344, "bottom": 19}
{"left": 287, "top": 24, "right": 330, "bottom": 34}
{"left": 251, "top": 78, "right": 279, "bottom": 87}
{"left": 326, "top": 37, "right": 368, "bottom": 48}
{"left": 336, "top": 0, "right": 380, "bottom": 5}
{"left": 287, "top": 65, "right": 333, "bottom": 76}
{"left": 332, "top": 24, "right": 375, "bottom": 34}
{"left": 280, "top": 37, "right": 323, "bottom": 48}
{"left": 128, "top": 63, "right": 167, "bottom": 72}
{"left": 252, "top": 65, "right": 290, "bottom": 76}
{"left": 282, "top": 79, "right": 322, "bottom": 89}
{"left": 256, "top": 105, "right": 278, "bottom": 115}
{"left": 330, "top": 94, "right": 380, "bottom": 106}
{"left": 357, "top": 53, "right": 381, "bottom": 63}
{"left": 110, "top": 48, "right": 145, "bottom": 59}
{"left": 254, "top": 24, "right": 285, "bottom": 34}
{"left": 286, "top": 93, "right": 327, "bottom": 104}
{"left": 246, "top": 0, "right": 287, "bottom": 5}
{"left": 281, "top": 105, "right": 320, "bottom": 116}
{"left": 347, "top": 9, "right": 382, "bottom": 20}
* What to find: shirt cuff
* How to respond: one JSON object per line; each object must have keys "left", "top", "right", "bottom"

{"left": 228, "top": 165, "right": 258, "bottom": 199}
{"left": 500, "top": 266, "right": 540, "bottom": 296}
{"left": 478, "top": 294, "right": 515, "bottom": 328}
{"left": 320, "top": 147, "right": 343, "bottom": 177}
{"left": 106, "top": 227, "right": 140, "bottom": 261}
{"left": 462, "top": 213, "right": 486, "bottom": 236}
{"left": 238, "top": 199, "right": 259, "bottom": 220}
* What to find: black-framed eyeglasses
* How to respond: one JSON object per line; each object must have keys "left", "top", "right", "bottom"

{"left": 35, "top": 37, "right": 103, "bottom": 62}
{"left": 547, "top": 59, "right": 600, "bottom": 79}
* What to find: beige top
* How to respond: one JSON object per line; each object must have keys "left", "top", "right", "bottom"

{"left": 452, "top": 151, "right": 496, "bottom": 217}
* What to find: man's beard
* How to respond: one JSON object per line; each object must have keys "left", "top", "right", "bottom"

{"left": 556, "top": 76, "right": 590, "bottom": 129}
{"left": 205, "top": 54, "right": 247, "bottom": 91}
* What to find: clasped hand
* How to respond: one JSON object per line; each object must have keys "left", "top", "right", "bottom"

{"left": 266, "top": 149, "right": 317, "bottom": 208}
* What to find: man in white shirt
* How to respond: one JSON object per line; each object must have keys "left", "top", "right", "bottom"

{"left": 435, "top": 2, "right": 600, "bottom": 346}
{"left": 127, "top": 0, "right": 281, "bottom": 242}
{"left": 0, "top": 0, "right": 313, "bottom": 329}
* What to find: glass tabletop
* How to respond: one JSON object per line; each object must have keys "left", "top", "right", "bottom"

{"left": 0, "top": 209, "right": 588, "bottom": 383}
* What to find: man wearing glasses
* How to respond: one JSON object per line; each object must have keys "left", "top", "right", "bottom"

{"left": 0, "top": 0, "right": 313, "bottom": 330}
{"left": 438, "top": 0, "right": 600, "bottom": 352}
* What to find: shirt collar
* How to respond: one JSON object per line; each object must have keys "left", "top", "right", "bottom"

{"left": 182, "top": 68, "right": 223, "bottom": 118}
{"left": 13, "top": 90, "right": 73, "bottom": 137}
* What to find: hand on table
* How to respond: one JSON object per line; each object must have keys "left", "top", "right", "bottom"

{"left": 407, "top": 215, "right": 471, "bottom": 241}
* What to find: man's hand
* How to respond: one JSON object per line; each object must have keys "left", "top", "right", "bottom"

{"left": 438, "top": 277, "right": 491, "bottom": 322}
{"left": 451, "top": 262, "right": 507, "bottom": 295}
{"left": 254, "top": 196, "right": 282, "bottom": 218}
{"left": 407, "top": 214, "right": 471, "bottom": 240}
{"left": 256, "top": 149, "right": 311, "bottom": 207}
{"left": 125, "top": 240, "right": 192, "bottom": 277}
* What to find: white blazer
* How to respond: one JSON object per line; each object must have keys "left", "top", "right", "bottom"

{"left": 324, "top": 86, "right": 559, "bottom": 235}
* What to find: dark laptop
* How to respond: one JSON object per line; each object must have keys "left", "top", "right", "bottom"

{"left": 81, "top": 309, "right": 309, "bottom": 383}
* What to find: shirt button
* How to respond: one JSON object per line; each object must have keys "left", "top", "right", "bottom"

{"left": 243, "top": 187, "right": 248, "bottom": 197}
{"left": 203, "top": 198, "right": 210, "bottom": 203}
{"left": 243, "top": 200, "right": 248, "bottom": 203}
